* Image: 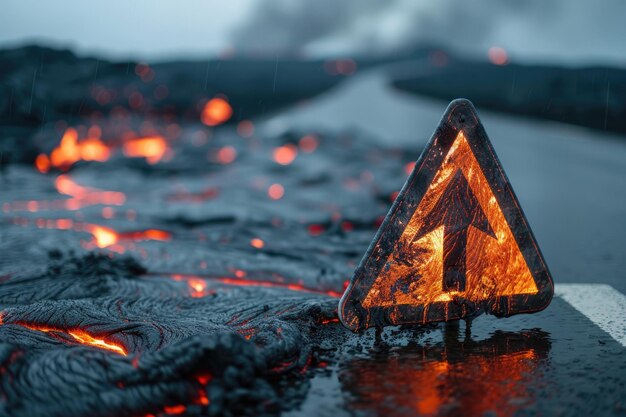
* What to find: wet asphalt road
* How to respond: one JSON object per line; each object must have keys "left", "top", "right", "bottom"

{"left": 267, "top": 65, "right": 626, "bottom": 416}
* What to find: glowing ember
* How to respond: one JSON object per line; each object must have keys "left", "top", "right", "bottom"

{"left": 172, "top": 275, "right": 214, "bottom": 298}
{"left": 216, "top": 146, "right": 237, "bottom": 164}
{"left": 299, "top": 135, "right": 319, "bottom": 153}
{"left": 86, "top": 225, "right": 119, "bottom": 248}
{"left": 79, "top": 226, "right": 170, "bottom": 253}
{"left": 122, "top": 136, "right": 168, "bottom": 164}
{"left": 250, "top": 238, "right": 265, "bottom": 249}
{"left": 488, "top": 47, "right": 509, "bottom": 65}
{"left": 237, "top": 120, "right": 255, "bottom": 138}
{"left": 307, "top": 224, "right": 325, "bottom": 236}
{"left": 273, "top": 144, "right": 298, "bottom": 165}
{"left": 197, "top": 391, "right": 210, "bottom": 406}
{"left": 163, "top": 405, "right": 186, "bottom": 415}
{"left": 187, "top": 278, "right": 209, "bottom": 298}
{"left": 201, "top": 97, "right": 233, "bottom": 126}
{"left": 267, "top": 184, "right": 284, "bottom": 200}
{"left": 35, "top": 153, "right": 51, "bottom": 173}
{"left": 7, "top": 322, "right": 127, "bottom": 355}
{"left": 197, "top": 374, "right": 213, "bottom": 385}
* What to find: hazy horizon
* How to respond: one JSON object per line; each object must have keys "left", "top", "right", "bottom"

{"left": 2, "top": 0, "right": 626, "bottom": 66}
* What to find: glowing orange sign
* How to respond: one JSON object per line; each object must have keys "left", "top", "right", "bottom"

{"left": 339, "top": 99, "right": 553, "bottom": 331}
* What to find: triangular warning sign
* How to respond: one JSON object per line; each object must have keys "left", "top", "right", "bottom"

{"left": 339, "top": 99, "right": 553, "bottom": 332}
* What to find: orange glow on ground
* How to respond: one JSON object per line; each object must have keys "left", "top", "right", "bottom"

{"left": 49, "top": 128, "right": 111, "bottom": 170}
{"left": 201, "top": 98, "right": 233, "bottom": 126}
{"left": 237, "top": 120, "right": 255, "bottom": 137}
{"left": 86, "top": 225, "right": 119, "bottom": 248}
{"left": 171, "top": 275, "right": 215, "bottom": 298}
{"left": 197, "top": 373, "right": 213, "bottom": 385}
{"left": 163, "top": 405, "right": 186, "bottom": 415}
{"left": 168, "top": 273, "right": 342, "bottom": 298}
{"left": 299, "top": 135, "right": 319, "bottom": 153}
{"left": 122, "top": 136, "right": 168, "bottom": 164}
{"left": 9, "top": 322, "right": 127, "bottom": 355}
{"left": 362, "top": 132, "right": 537, "bottom": 312}
{"left": 35, "top": 153, "right": 50, "bottom": 173}
{"left": 79, "top": 138, "right": 111, "bottom": 162}
{"left": 56, "top": 174, "right": 126, "bottom": 205}
{"left": 187, "top": 278, "right": 210, "bottom": 298}
{"left": 9, "top": 216, "right": 170, "bottom": 251}
{"left": 5, "top": 175, "right": 125, "bottom": 212}
{"left": 38, "top": 128, "right": 173, "bottom": 172}
{"left": 250, "top": 238, "right": 265, "bottom": 249}
{"left": 197, "top": 390, "right": 210, "bottom": 406}
{"left": 307, "top": 224, "right": 325, "bottom": 236}
{"left": 67, "top": 330, "right": 127, "bottom": 356}
{"left": 273, "top": 144, "right": 298, "bottom": 165}
{"left": 267, "top": 184, "right": 284, "bottom": 200}
{"left": 125, "top": 229, "right": 171, "bottom": 241}
{"left": 215, "top": 146, "right": 237, "bottom": 164}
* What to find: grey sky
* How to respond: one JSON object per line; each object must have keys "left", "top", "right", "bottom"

{"left": 0, "top": 0, "right": 254, "bottom": 60}
{"left": 2, "top": 0, "right": 626, "bottom": 66}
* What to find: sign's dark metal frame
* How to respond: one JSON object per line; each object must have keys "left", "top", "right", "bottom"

{"left": 339, "top": 99, "right": 554, "bottom": 332}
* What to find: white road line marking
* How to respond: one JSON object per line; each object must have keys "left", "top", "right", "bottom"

{"left": 555, "top": 283, "right": 626, "bottom": 347}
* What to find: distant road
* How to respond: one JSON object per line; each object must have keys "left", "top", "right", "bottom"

{"left": 264, "top": 65, "right": 626, "bottom": 294}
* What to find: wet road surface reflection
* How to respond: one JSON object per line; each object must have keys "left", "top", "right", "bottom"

{"left": 339, "top": 323, "right": 551, "bottom": 417}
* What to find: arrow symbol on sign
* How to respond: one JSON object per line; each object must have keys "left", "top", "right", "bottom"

{"left": 413, "top": 169, "right": 496, "bottom": 292}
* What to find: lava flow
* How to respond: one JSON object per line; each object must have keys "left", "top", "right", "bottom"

{"left": 36, "top": 127, "right": 170, "bottom": 172}
{"left": 122, "top": 136, "right": 168, "bottom": 164}
{"left": 8, "top": 217, "right": 171, "bottom": 252}
{"left": 37, "top": 127, "right": 110, "bottom": 172}
{"left": 5, "top": 321, "right": 127, "bottom": 356}
{"left": 201, "top": 97, "right": 233, "bottom": 126}
{"left": 168, "top": 273, "right": 343, "bottom": 298}
{"left": 81, "top": 224, "right": 171, "bottom": 250}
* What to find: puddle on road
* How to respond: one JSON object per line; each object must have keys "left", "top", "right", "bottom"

{"left": 293, "top": 320, "right": 551, "bottom": 417}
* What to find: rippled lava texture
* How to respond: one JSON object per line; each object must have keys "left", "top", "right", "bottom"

{"left": 0, "top": 63, "right": 426, "bottom": 417}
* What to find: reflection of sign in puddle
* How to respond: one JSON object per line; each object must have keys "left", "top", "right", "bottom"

{"left": 339, "top": 326, "right": 551, "bottom": 417}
